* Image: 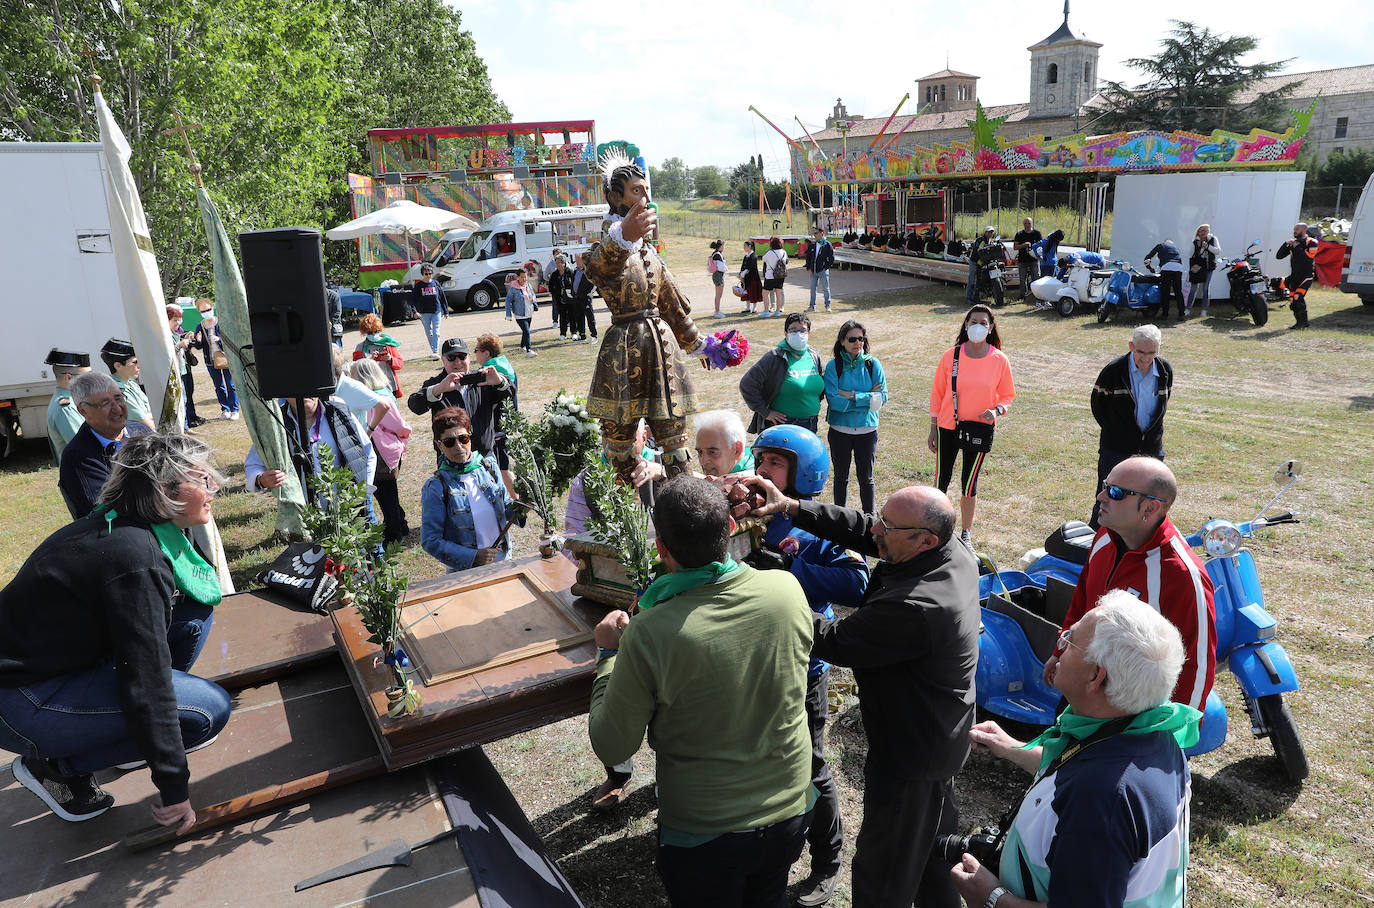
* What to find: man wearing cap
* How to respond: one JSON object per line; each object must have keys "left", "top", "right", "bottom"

{"left": 100, "top": 339, "right": 156, "bottom": 432}
{"left": 407, "top": 338, "right": 512, "bottom": 461}
{"left": 58, "top": 372, "right": 152, "bottom": 519}
{"left": 967, "top": 227, "right": 997, "bottom": 305}
{"left": 44, "top": 349, "right": 91, "bottom": 464}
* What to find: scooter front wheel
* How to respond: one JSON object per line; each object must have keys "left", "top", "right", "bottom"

{"left": 1258, "top": 693, "right": 1308, "bottom": 782}
{"left": 1097, "top": 302, "right": 1113, "bottom": 324}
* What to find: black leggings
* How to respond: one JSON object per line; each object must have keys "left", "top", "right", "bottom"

{"left": 828, "top": 428, "right": 878, "bottom": 515}
{"left": 935, "top": 426, "right": 989, "bottom": 498}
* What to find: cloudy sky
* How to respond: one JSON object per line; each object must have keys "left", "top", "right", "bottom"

{"left": 455, "top": 0, "right": 1370, "bottom": 179}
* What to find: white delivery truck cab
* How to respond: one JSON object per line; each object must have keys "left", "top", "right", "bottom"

{"left": 432, "top": 204, "right": 609, "bottom": 310}
{"left": 1339, "top": 172, "right": 1374, "bottom": 305}
{"left": 0, "top": 143, "right": 129, "bottom": 456}
{"left": 399, "top": 227, "right": 473, "bottom": 288}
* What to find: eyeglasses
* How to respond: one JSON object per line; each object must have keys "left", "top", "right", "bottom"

{"left": 439, "top": 434, "right": 471, "bottom": 448}
{"left": 444, "top": 352, "right": 468, "bottom": 362}
{"left": 1102, "top": 483, "right": 1165, "bottom": 503}
{"left": 845, "top": 335, "right": 866, "bottom": 343}
{"left": 188, "top": 473, "right": 219, "bottom": 494}
{"left": 1053, "top": 628, "right": 1084, "bottom": 659}
{"left": 82, "top": 394, "right": 126, "bottom": 410}
{"left": 877, "top": 513, "right": 928, "bottom": 535}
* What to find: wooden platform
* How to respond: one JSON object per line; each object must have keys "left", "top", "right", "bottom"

{"left": 195, "top": 588, "right": 337, "bottom": 689}
{"left": 834, "top": 247, "right": 1022, "bottom": 290}
{"left": 335, "top": 554, "right": 609, "bottom": 771}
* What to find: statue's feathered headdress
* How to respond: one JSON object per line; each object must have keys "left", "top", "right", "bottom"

{"left": 599, "top": 147, "right": 638, "bottom": 188}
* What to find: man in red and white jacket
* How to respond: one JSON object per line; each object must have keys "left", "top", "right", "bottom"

{"left": 1047, "top": 455, "right": 1216, "bottom": 709}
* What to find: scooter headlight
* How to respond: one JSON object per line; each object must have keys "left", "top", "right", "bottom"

{"left": 1200, "top": 519, "right": 1242, "bottom": 557}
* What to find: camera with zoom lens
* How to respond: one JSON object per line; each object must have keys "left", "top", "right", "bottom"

{"left": 933, "top": 826, "right": 1003, "bottom": 867}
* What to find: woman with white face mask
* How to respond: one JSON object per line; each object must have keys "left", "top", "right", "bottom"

{"left": 739, "top": 312, "right": 825, "bottom": 433}
{"left": 927, "top": 304, "right": 1016, "bottom": 551}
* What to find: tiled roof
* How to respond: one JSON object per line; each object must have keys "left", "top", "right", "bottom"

{"left": 1234, "top": 64, "right": 1374, "bottom": 103}
{"left": 916, "top": 69, "right": 980, "bottom": 81}
{"left": 810, "top": 104, "right": 1030, "bottom": 142}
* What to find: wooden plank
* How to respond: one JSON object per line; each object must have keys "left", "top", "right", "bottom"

{"left": 196, "top": 588, "right": 336, "bottom": 690}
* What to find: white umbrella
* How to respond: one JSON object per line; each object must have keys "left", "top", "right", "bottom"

{"left": 326, "top": 199, "right": 479, "bottom": 268}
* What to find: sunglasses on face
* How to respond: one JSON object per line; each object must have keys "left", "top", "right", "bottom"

{"left": 439, "top": 434, "right": 471, "bottom": 448}
{"left": 845, "top": 335, "right": 866, "bottom": 343}
{"left": 444, "top": 352, "right": 468, "bottom": 362}
{"left": 1102, "top": 483, "right": 1165, "bottom": 503}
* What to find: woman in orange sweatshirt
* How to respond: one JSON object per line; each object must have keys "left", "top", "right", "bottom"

{"left": 928, "top": 304, "right": 1016, "bottom": 551}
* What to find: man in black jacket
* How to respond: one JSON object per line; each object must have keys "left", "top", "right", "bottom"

{"left": 548, "top": 255, "right": 580, "bottom": 340}
{"left": 58, "top": 372, "right": 152, "bottom": 520}
{"left": 1276, "top": 222, "right": 1319, "bottom": 329}
{"left": 1088, "top": 324, "right": 1172, "bottom": 528}
{"left": 407, "top": 337, "right": 513, "bottom": 460}
{"left": 741, "top": 477, "right": 979, "bottom": 908}
{"left": 1144, "top": 238, "right": 1186, "bottom": 319}
{"left": 805, "top": 226, "right": 835, "bottom": 312}
{"left": 570, "top": 253, "right": 597, "bottom": 342}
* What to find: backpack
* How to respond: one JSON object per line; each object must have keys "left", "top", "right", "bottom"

{"left": 771, "top": 251, "right": 788, "bottom": 281}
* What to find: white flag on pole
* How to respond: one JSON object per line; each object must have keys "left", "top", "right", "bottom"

{"left": 94, "top": 89, "right": 184, "bottom": 431}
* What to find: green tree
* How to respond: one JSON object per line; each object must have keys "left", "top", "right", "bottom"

{"left": 650, "top": 156, "right": 688, "bottom": 198}
{"left": 731, "top": 155, "right": 766, "bottom": 207}
{"left": 1087, "top": 21, "right": 1301, "bottom": 135}
{"left": 1317, "top": 148, "right": 1374, "bottom": 187}
{"left": 691, "top": 165, "right": 726, "bottom": 198}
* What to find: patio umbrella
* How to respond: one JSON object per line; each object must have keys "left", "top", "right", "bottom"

{"left": 326, "top": 199, "right": 479, "bottom": 268}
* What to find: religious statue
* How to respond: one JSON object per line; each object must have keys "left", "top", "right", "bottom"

{"left": 582, "top": 151, "right": 704, "bottom": 483}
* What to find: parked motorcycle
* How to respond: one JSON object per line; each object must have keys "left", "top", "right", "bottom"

{"left": 1029, "top": 253, "right": 1114, "bottom": 317}
{"left": 1221, "top": 241, "right": 1273, "bottom": 326}
{"left": 974, "top": 240, "right": 1010, "bottom": 306}
{"left": 1096, "top": 260, "right": 1164, "bottom": 323}
{"left": 976, "top": 461, "right": 1309, "bottom": 781}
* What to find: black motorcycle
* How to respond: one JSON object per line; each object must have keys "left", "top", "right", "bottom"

{"left": 975, "top": 240, "right": 1009, "bottom": 307}
{"left": 1222, "top": 241, "right": 1272, "bottom": 327}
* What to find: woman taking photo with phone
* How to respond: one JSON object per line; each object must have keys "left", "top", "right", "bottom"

{"left": 928, "top": 304, "right": 1016, "bottom": 552}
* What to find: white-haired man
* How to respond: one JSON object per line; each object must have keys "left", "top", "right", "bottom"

{"left": 1088, "top": 324, "right": 1171, "bottom": 528}
{"left": 954, "top": 591, "right": 1198, "bottom": 908}
{"left": 694, "top": 409, "right": 753, "bottom": 477}
{"left": 58, "top": 371, "right": 152, "bottom": 520}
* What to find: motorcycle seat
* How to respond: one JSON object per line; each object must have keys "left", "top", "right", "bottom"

{"left": 1044, "top": 520, "right": 1095, "bottom": 565}
{"left": 1090, "top": 270, "right": 1115, "bottom": 280}
{"left": 1132, "top": 273, "right": 1163, "bottom": 286}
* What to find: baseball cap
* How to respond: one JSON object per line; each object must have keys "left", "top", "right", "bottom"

{"left": 441, "top": 338, "right": 468, "bottom": 356}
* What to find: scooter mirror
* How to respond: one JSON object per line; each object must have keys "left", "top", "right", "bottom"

{"left": 1274, "top": 460, "right": 1302, "bottom": 483}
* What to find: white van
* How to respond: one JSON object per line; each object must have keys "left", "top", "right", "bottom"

{"left": 400, "top": 227, "right": 473, "bottom": 289}
{"left": 1339, "top": 172, "right": 1374, "bottom": 305}
{"left": 429, "top": 204, "right": 609, "bottom": 310}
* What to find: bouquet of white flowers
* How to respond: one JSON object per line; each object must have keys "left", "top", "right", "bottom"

{"left": 539, "top": 389, "right": 600, "bottom": 498}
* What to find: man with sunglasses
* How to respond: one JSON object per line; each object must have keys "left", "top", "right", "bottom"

{"left": 738, "top": 475, "right": 979, "bottom": 908}
{"left": 407, "top": 337, "right": 512, "bottom": 462}
{"left": 1089, "top": 324, "right": 1172, "bottom": 529}
{"left": 1047, "top": 456, "right": 1215, "bottom": 712}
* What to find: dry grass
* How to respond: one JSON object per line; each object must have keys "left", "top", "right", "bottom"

{"left": 2, "top": 229, "right": 1372, "bottom": 906}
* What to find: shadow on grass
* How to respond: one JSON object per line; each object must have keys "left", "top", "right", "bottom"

{"left": 1189, "top": 754, "right": 1303, "bottom": 844}
{"left": 524, "top": 785, "right": 663, "bottom": 906}
{"left": 1348, "top": 395, "right": 1374, "bottom": 411}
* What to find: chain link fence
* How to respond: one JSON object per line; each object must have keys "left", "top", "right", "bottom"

{"left": 1301, "top": 184, "right": 1366, "bottom": 221}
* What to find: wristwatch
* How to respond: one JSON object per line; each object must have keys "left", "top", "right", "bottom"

{"left": 984, "top": 886, "right": 1008, "bottom": 908}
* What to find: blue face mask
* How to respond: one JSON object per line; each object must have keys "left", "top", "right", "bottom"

{"left": 786, "top": 332, "right": 809, "bottom": 351}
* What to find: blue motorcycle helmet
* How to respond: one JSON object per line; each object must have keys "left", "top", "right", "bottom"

{"left": 752, "top": 424, "right": 829, "bottom": 495}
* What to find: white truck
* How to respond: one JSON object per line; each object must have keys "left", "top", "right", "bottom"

{"left": 1339, "top": 171, "right": 1374, "bottom": 305}
{"left": 0, "top": 143, "right": 130, "bottom": 456}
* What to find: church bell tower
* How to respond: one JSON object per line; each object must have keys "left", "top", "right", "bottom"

{"left": 1027, "top": 1, "right": 1102, "bottom": 121}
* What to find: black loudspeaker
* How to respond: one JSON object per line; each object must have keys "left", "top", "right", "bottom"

{"left": 239, "top": 227, "right": 336, "bottom": 400}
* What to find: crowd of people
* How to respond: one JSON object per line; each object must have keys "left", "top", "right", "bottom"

{"left": 22, "top": 202, "right": 1329, "bottom": 908}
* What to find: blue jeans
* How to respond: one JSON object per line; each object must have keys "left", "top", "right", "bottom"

{"left": 208, "top": 366, "right": 239, "bottom": 413}
{"left": 517, "top": 318, "right": 532, "bottom": 351}
{"left": 0, "top": 600, "right": 230, "bottom": 777}
{"left": 419, "top": 311, "right": 442, "bottom": 354}
{"left": 809, "top": 270, "right": 831, "bottom": 309}
{"left": 965, "top": 259, "right": 979, "bottom": 303}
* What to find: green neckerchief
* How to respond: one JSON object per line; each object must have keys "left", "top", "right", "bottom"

{"left": 636, "top": 558, "right": 742, "bottom": 611}
{"left": 100, "top": 507, "right": 222, "bottom": 606}
{"left": 729, "top": 447, "right": 755, "bottom": 474}
{"left": 364, "top": 332, "right": 400, "bottom": 348}
{"left": 487, "top": 353, "right": 517, "bottom": 386}
{"left": 599, "top": 446, "right": 655, "bottom": 468}
{"left": 438, "top": 452, "right": 486, "bottom": 477}
{"left": 775, "top": 338, "right": 808, "bottom": 358}
{"left": 1025, "top": 702, "right": 1201, "bottom": 778}
{"left": 841, "top": 349, "right": 871, "bottom": 370}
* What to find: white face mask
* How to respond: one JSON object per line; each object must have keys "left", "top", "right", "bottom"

{"left": 786, "top": 331, "right": 809, "bottom": 351}
{"left": 966, "top": 322, "right": 990, "bottom": 343}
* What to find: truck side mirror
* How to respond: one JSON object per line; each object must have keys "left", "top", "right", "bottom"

{"left": 477, "top": 250, "right": 488, "bottom": 261}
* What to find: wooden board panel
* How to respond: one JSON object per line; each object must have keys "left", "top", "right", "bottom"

{"left": 334, "top": 554, "right": 610, "bottom": 770}
{"left": 195, "top": 588, "right": 336, "bottom": 690}
{"left": 400, "top": 570, "right": 591, "bottom": 685}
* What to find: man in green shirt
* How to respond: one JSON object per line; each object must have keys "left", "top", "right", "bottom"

{"left": 44, "top": 348, "right": 91, "bottom": 464}
{"left": 100, "top": 338, "right": 156, "bottom": 431}
{"left": 589, "top": 476, "right": 815, "bottom": 906}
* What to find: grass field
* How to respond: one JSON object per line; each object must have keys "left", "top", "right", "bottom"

{"left": 2, "top": 230, "right": 1371, "bottom": 906}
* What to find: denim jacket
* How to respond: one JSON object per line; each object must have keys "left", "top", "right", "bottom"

{"left": 824, "top": 354, "right": 888, "bottom": 429}
{"left": 420, "top": 454, "right": 520, "bottom": 571}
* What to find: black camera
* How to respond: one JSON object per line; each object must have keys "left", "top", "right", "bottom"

{"left": 933, "top": 826, "right": 1003, "bottom": 867}
{"left": 457, "top": 370, "right": 486, "bottom": 386}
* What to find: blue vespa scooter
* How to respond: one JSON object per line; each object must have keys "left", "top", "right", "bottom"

{"left": 1096, "top": 260, "right": 1164, "bottom": 323}
{"left": 979, "top": 461, "right": 1308, "bottom": 781}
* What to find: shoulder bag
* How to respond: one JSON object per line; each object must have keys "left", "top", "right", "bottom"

{"left": 952, "top": 344, "right": 994, "bottom": 452}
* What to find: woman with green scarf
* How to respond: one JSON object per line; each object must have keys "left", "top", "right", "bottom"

{"left": 0, "top": 433, "right": 231, "bottom": 830}
{"left": 824, "top": 318, "right": 887, "bottom": 515}
{"left": 420, "top": 407, "right": 523, "bottom": 572}
{"left": 354, "top": 313, "right": 405, "bottom": 399}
